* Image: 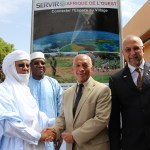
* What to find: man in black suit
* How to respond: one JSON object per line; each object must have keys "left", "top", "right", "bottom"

{"left": 109, "top": 35, "right": 150, "bottom": 150}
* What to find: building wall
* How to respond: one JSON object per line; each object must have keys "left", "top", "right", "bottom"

{"left": 123, "top": 0, "right": 150, "bottom": 61}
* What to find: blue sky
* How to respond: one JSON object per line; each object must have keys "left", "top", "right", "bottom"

{"left": 0, "top": 0, "right": 148, "bottom": 53}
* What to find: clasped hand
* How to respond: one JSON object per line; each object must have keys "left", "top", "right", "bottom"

{"left": 40, "top": 128, "right": 74, "bottom": 144}
{"left": 61, "top": 132, "right": 74, "bottom": 144}
{"left": 40, "top": 128, "right": 56, "bottom": 142}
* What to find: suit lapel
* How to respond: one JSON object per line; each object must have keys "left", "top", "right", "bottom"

{"left": 68, "top": 84, "right": 77, "bottom": 122}
{"left": 122, "top": 66, "right": 137, "bottom": 90}
{"left": 122, "top": 62, "right": 150, "bottom": 91}
{"left": 142, "top": 62, "right": 150, "bottom": 90}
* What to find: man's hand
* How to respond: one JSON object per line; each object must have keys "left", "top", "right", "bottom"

{"left": 61, "top": 132, "right": 74, "bottom": 143}
{"left": 40, "top": 128, "right": 56, "bottom": 142}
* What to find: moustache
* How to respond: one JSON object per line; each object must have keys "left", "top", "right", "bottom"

{"left": 129, "top": 54, "right": 141, "bottom": 59}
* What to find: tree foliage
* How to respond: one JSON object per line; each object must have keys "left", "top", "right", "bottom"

{"left": 0, "top": 37, "right": 14, "bottom": 64}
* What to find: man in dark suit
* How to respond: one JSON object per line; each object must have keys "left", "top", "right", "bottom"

{"left": 109, "top": 35, "right": 150, "bottom": 150}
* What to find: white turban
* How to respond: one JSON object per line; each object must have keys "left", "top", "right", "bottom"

{"left": 1, "top": 50, "right": 40, "bottom": 130}
{"left": 2, "top": 50, "right": 30, "bottom": 76}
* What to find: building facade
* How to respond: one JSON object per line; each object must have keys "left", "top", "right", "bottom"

{"left": 123, "top": 0, "right": 150, "bottom": 61}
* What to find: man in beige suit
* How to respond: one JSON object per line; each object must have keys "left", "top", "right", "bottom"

{"left": 50, "top": 54, "right": 111, "bottom": 150}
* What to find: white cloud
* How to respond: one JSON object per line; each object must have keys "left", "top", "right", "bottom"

{"left": 121, "top": 0, "right": 139, "bottom": 18}
{"left": 0, "top": 0, "right": 32, "bottom": 27}
{"left": 0, "top": 0, "right": 31, "bottom": 18}
{"left": 121, "top": 0, "right": 147, "bottom": 26}
{"left": 0, "top": 18, "right": 12, "bottom": 24}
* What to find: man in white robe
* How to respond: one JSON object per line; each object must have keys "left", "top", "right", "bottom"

{"left": 0, "top": 50, "right": 55, "bottom": 150}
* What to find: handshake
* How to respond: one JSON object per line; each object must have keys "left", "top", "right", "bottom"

{"left": 40, "top": 127, "right": 56, "bottom": 142}
{"left": 40, "top": 127, "right": 74, "bottom": 144}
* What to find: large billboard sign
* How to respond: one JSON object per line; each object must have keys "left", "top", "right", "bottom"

{"left": 31, "top": 0, "right": 122, "bottom": 85}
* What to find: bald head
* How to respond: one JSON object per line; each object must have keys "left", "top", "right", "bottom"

{"left": 73, "top": 54, "right": 92, "bottom": 67}
{"left": 72, "top": 54, "right": 93, "bottom": 83}
{"left": 122, "top": 35, "right": 144, "bottom": 67}
{"left": 123, "top": 35, "right": 143, "bottom": 49}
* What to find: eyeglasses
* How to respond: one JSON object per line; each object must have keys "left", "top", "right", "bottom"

{"left": 17, "top": 63, "right": 30, "bottom": 68}
{"left": 32, "top": 61, "right": 45, "bottom": 65}
{"left": 124, "top": 46, "right": 143, "bottom": 53}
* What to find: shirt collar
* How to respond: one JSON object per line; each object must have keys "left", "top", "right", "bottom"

{"left": 128, "top": 59, "right": 145, "bottom": 73}
{"left": 77, "top": 77, "right": 91, "bottom": 87}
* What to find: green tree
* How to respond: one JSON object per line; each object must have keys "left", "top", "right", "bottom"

{"left": 0, "top": 37, "right": 14, "bottom": 64}
{"left": 0, "top": 37, "right": 14, "bottom": 82}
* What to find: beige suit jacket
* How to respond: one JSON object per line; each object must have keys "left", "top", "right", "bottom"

{"left": 53, "top": 77, "right": 111, "bottom": 150}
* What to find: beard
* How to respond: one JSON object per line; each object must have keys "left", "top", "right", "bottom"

{"left": 129, "top": 54, "right": 142, "bottom": 67}
{"left": 17, "top": 74, "right": 30, "bottom": 84}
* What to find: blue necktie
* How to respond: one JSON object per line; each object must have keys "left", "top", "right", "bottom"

{"left": 73, "top": 84, "right": 84, "bottom": 117}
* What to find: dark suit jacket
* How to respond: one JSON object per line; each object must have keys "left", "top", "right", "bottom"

{"left": 109, "top": 62, "right": 150, "bottom": 150}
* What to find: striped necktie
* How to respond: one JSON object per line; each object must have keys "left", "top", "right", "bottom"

{"left": 135, "top": 68, "right": 142, "bottom": 91}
